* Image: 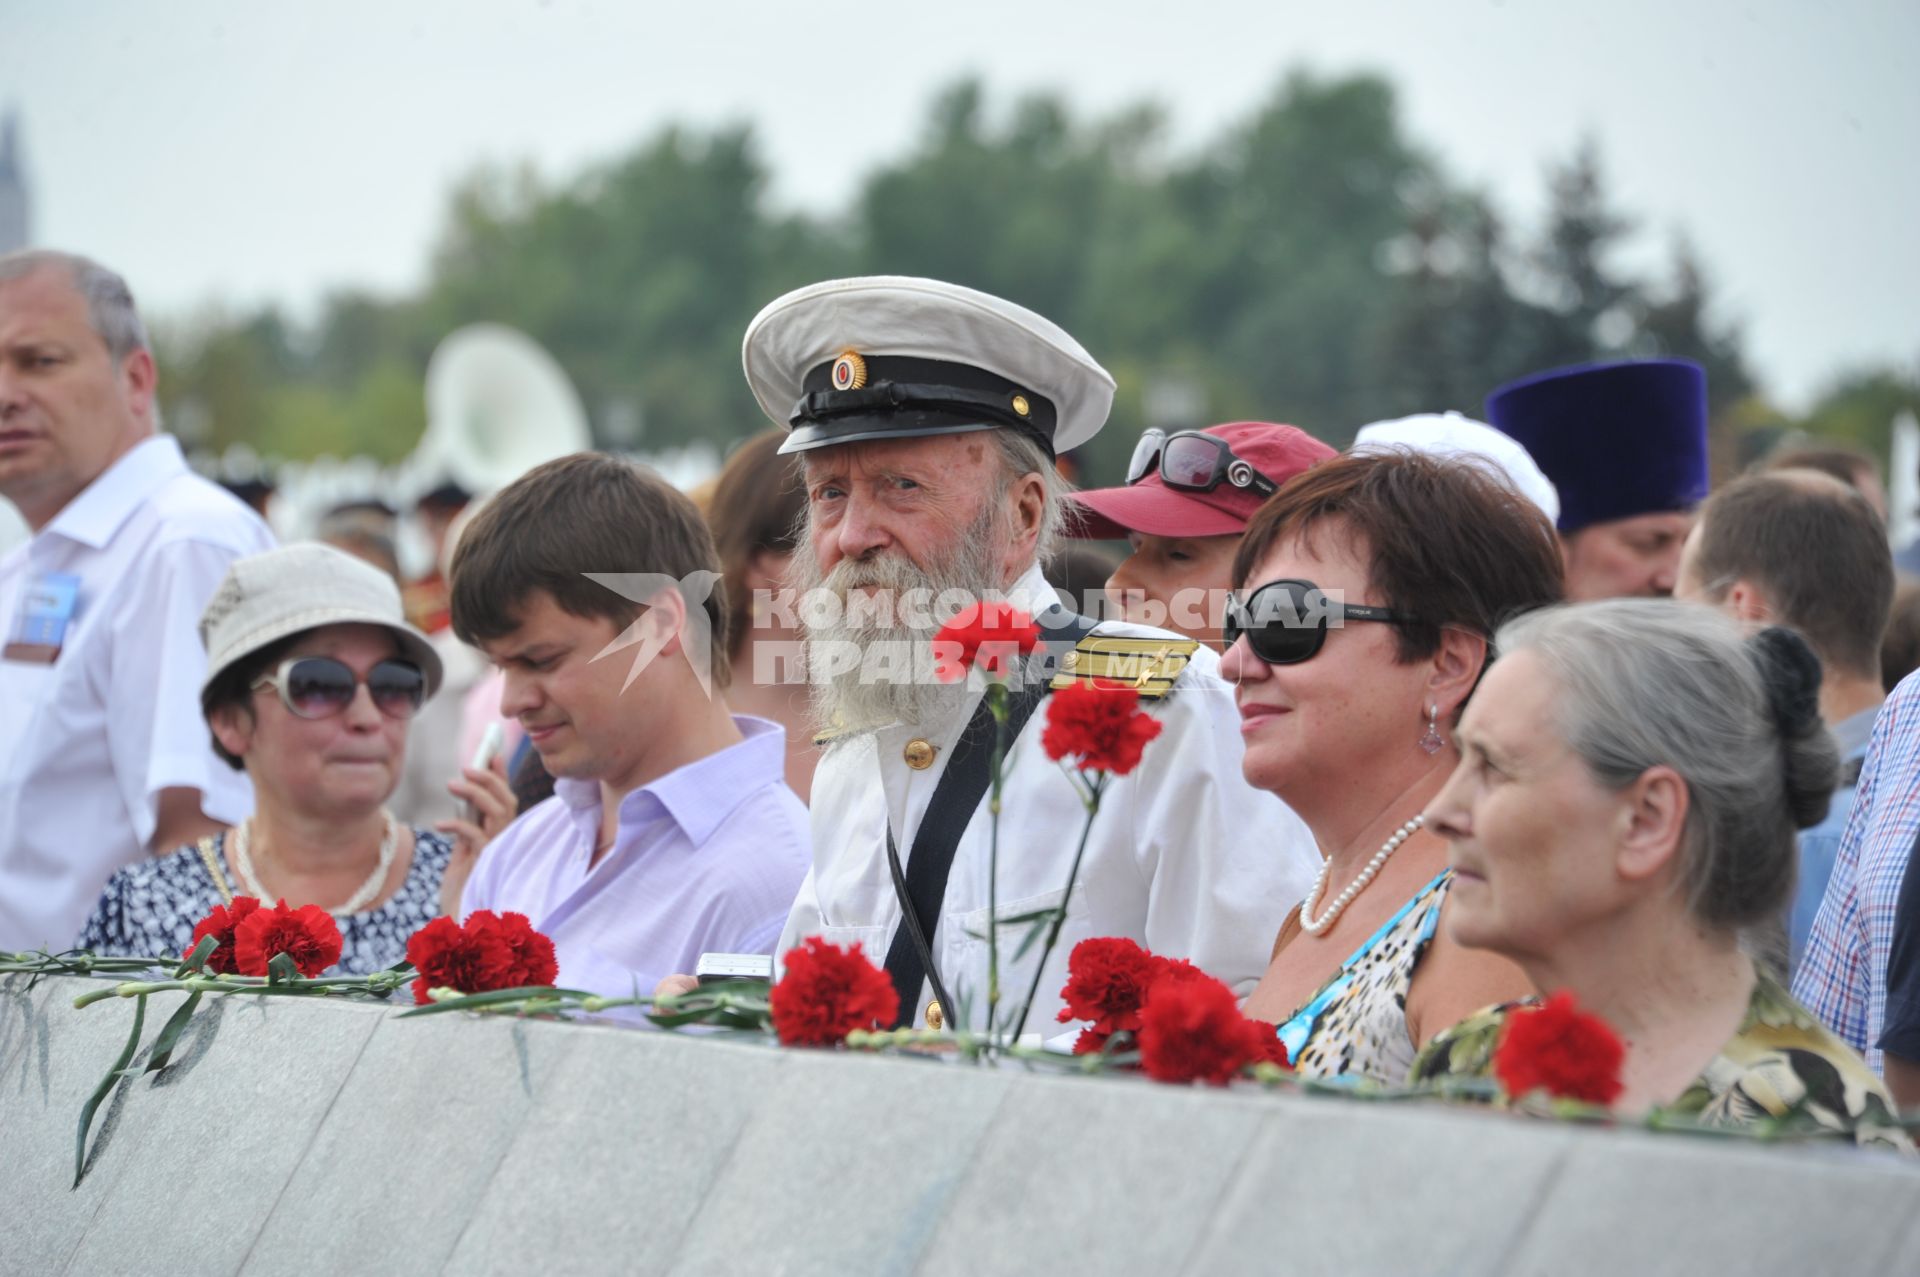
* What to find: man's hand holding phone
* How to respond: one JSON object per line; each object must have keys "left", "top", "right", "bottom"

{"left": 435, "top": 724, "right": 517, "bottom": 915}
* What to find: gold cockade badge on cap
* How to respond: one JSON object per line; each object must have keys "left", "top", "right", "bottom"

{"left": 832, "top": 349, "right": 868, "bottom": 391}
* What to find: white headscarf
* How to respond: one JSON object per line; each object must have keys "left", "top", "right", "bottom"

{"left": 1352, "top": 411, "right": 1561, "bottom": 523}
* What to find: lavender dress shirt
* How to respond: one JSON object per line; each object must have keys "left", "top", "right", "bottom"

{"left": 461, "top": 716, "right": 811, "bottom": 996}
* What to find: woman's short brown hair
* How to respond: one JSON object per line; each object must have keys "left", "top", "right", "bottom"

{"left": 200, "top": 631, "right": 304, "bottom": 770}
{"left": 1231, "top": 448, "right": 1565, "bottom": 668}
{"left": 706, "top": 430, "right": 805, "bottom": 659}
{"left": 449, "top": 453, "right": 732, "bottom": 688}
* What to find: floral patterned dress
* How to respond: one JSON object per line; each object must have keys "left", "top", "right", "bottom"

{"left": 76, "top": 829, "right": 453, "bottom": 976}
{"left": 1409, "top": 971, "right": 1913, "bottom": 1153}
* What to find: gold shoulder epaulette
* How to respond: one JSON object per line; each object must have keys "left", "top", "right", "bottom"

{"left": 1049, "top": 635, "right": 1199, "bottom": 700}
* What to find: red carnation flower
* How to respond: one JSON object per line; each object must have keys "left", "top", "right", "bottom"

{"left": 1041, "top": 681, "right": 1164, "bottom": 775}
{"left": 1055, "top": 936, "right": 1166, "bottom": 1036}
{"left": 769, "top": 936, "right": 900, "bottom": 1046}
{"left": 185, "top": 896, "right": 263, "bottom": 974}
{"left": 466, "top": 910, "right": 559, "bottom": 988}
{"left": 233, "top": 899, "right": 344, "bottom": 978}
{"left": 1245, "top": 1019, "right": 1291, "bottom": 1070}
{"left": 1153, "top": 955, "right": 1204, "bottom": 983}
{"left": 405, "top": 914, "right": 515, "bottom": 1004}
{"left": 1493, "top": 990, "right": 1625, "bottom": 1106}
{"left": 1136, "top": 968, "right": 1266, "bottom": 1086}
{"left": 1071, "top": 1027, "right": 1112, "bottom": 1056}
{"left": 931, "top": 601, "right": 1042, "bottom": 682}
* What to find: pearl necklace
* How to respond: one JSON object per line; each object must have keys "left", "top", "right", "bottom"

{"left": 227, "top": 812, "right": 400, "bottom": 918}
{"left": 1297, "top": 814, "right": 1425, "bottom": 936}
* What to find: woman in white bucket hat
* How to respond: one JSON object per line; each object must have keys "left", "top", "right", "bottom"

{"left": 76, "top": 543, "right": 515, "bottom": 972}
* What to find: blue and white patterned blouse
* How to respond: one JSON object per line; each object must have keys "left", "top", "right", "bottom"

{"left": 76, "top": 829, "right": 453, "bottom": 975}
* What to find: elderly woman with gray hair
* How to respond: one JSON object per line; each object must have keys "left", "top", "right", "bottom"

{"left": 1411, "top": 601, "right": 1908, "bottom": 1150}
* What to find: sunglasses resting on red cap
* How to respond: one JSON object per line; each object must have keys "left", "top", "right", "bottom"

{"left": 1066, "top": 422, "right": 1335, "bottom": 540}
{"left": 1065, "top": 422, "right": 1334, "bottom": 648}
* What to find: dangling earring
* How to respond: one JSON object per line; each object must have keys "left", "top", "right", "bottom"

{"left": 1418, "top": 703, "right": 1445, "bottom": 756}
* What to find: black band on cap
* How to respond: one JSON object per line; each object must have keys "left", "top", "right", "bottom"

{"left": 790, "top": 355, "right": 1056, "bottom": 456}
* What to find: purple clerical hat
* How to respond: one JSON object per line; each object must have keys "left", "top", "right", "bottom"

{"left": 1485, "top": 358, "right": 1708, "bottom": 534}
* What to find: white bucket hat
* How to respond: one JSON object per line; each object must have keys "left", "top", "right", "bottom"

{"left": 199, "top": 542, "right": 445, "bottom": 696}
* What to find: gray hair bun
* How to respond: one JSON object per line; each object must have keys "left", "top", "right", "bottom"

{"left": 1747, "top": 626, "right": 1837, "bottom": 830}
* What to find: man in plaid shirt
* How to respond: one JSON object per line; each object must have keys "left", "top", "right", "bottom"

{"left": 1794, "top": 669, "right": 1920, "bottom": 1078}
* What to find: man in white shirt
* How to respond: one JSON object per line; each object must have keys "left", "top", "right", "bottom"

{"left": 0, "top": 250, "right": 274, "bottom": 950}
{"left": 742, "top": 276, "right": 1320, "bottom": 1033}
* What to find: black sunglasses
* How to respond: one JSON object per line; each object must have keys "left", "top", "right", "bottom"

{"left": 1223, "top": 579, "right": 1416, "bottom": 665}
{"left": 1127, "top": 429, "right": 1279, "bottom": 497}
{"left": 252, "top": 656, "right": 427, "bottom": 720}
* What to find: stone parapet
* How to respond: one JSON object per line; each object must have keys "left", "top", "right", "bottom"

{"left": 4, "top": 973, "right": 1917, "bottom": 1275}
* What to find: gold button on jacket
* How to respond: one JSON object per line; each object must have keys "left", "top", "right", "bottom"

{"left": 903, "top": 738, "right": 937, "bottom": 770}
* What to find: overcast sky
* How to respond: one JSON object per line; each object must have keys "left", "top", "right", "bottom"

{"left": 2, "top": 0, "right": 1915, "bottom": 412}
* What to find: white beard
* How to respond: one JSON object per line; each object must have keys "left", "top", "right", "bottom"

{"left": 788, "top": 502, "right": 1013, "bottom": 738}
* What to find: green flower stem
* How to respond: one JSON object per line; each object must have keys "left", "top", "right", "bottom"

{"left": 984, "top": 680, "right": 1011, "bottom": 1042}
{"left": 575, "top": 990, "right": 717, "bottom": 1014}
{"left": 1, "top": 952, "right": 172, "bottom": 976}
{"left": 400, "top": 984, "right": 620, "bottom": 1017}
{"left": 73, "top": 980, "right": 175, "bottom": 1008}
{"left": 72, "top": 972, "right": 403, "bottom": 1009}
{"left": 1008, "top": 770, "right": 1106, "bottom": 1043}
{"left": 578, "top": 995, "right": 638, "bottom": 1014}
{"left": 75, "top": 993, "right": 145, "bottom": 1187}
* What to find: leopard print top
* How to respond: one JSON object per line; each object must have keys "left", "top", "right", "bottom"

{"left": 1273, "top": 870, "right": 1451, "bottom": 1084}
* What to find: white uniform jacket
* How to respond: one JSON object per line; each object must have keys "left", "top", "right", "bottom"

{"left": 778, "top": 564, "right": 1319, "bottom": 1031}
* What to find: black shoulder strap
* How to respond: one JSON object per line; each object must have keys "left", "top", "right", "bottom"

{"left": 881, "top": 606, "right": 1099, "bottom": 1026}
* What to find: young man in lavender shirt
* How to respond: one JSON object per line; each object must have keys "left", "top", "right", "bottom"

{"left": 446, "top": 452, "right": 810, "bottom": 996}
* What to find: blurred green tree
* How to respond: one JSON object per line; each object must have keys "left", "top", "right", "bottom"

{"left": 418, "top": 128, "right": 850, "bottom": 451}
{"left": 1794, "top": 368, "right": 1920, "bottom": 465}
{"left": 154, "top": 69, "right": 1854, "bottom": 495}
{"left": 1370, "top": 191, "right": 1558, "bottom": 420}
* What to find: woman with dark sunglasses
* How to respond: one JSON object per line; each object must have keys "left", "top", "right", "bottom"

{"left": 1225, "top": 449, "right": 1564, "bottom": 1083}
{"left": 77, "top": 543, "right": 514, "bottom": 972}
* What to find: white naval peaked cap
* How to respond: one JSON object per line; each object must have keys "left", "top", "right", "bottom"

{"left": 741, "top": 275, "right": 1117, "bottom": 457}
{"left": 1352, "top": 411, "right": 1562, "bottom": 524}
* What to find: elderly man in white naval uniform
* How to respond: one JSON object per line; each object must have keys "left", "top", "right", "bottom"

{"left": 742, "top": 276, "right": 1318, "bottom": 1032}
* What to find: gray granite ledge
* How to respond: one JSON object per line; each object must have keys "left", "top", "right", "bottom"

{"left": 3, "top": 973, "right": 1914, "bottom": 1276}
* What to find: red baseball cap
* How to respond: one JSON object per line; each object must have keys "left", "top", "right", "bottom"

{"left": 1066, "top": 422, "right": 1335, "bottom": 539}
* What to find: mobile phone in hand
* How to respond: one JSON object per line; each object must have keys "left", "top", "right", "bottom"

{"left": 463, "top": 722, "right": 505, "bottom": 826}
{"left": 695, "top": 953, "right": 775, "bottom": 986}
